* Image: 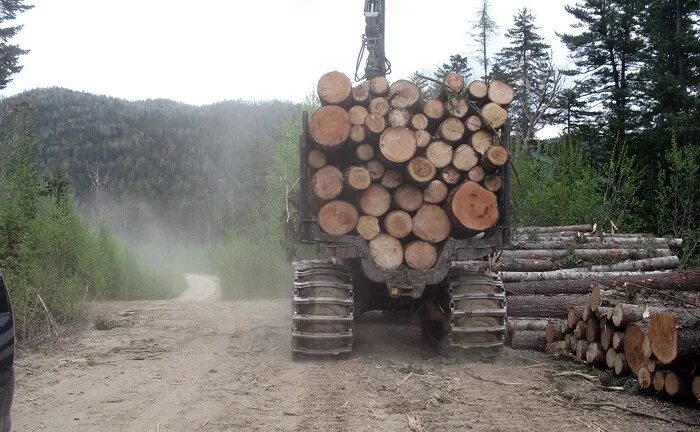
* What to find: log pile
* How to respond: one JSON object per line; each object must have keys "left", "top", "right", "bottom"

{"left": 308, "top": 71, "right": 512, "bottom": 270}
{"left": 498, "top": 225, "right": 700, "bottom": 403}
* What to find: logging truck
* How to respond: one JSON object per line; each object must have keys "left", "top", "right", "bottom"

{"left": 291, "top": 0, "right": 511, "bottom": 356}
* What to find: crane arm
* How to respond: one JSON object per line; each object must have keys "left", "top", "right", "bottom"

{"left": 355, "top": 0, "right": 391, "bottom": 81}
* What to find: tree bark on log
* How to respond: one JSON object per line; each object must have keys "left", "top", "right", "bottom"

{"left": 457, "top": 258, "right": 559, "bottom": 272}
{"left": 585, "top": 319, "right": 600, "bottom": 343}
{"left": 379, "top": 127, "right": 417, "bottom": 164}
{"left": 589, "top": 256, "right": 679, "bottom": 272}
{"left": 624, "top": 321, "right": 651, "bottom": 376}
{"left": 513, "top": 225, "right": 595, "bottom": 234}
{"left": 507, "top": 318, "right": 551, "bottom": 332}
{"left": 500, "top": 270, "right": 667, "bottom": 283}
{"left": 500, "top": 249, "right": 672, "bottom": 260}
{"left": 369, "top": 234, "right": 403, "bottom": 270}
{"left": 404, "top": 241, "right": 437, "bottom": 270}
{"left": 318, "top": 200, "right": 358, "bottom": 236}
{"left": 612, "top": 303, "right": 671, "bottom": 327}
{"left": 650, "top": 312, "right": 700, "bottom": 364}
{"left": 412, "top": 204, "right": 451, "bottom": 244}
{"left": 507, "top": 295, "right": 589, "bottom": 318}
{"left": 309, "top": 106, "right": 351, "bottom": 150}
{"left": 446, "top": 181, "right": 499, "bottom": 232}
{"left": 359, "top": 184, "right": 391, "bottom": 217}
{"left": 511, "top": 330, "right": 546, "bottom": 350}
{"left": 426, "top": 141, "right": 454, "bottom": 169}
{"left": 393, "top": 185, "right": 424, "bottom": 212}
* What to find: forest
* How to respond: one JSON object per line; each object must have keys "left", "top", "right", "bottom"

{"left": 0, "top": 0, "right": 698, "bottom": 337}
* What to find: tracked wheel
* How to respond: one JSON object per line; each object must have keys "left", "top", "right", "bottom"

{"left": 292, "top": 260, "right": 353, "bottom": 357}
{"left": 421, "top": 268, "right": 507, "bottom": 354}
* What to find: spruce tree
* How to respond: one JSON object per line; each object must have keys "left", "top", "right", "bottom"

{"left": 0, "top": 0, "right": 33, "bottom": 89}
{"left": 559, "top": 0, "right": 646, "bottom": 146}
{"left": 493, "top": 8, "right": 560, "bottom": 148}
{"left": 470, "top": 0, "right": 498, "bottom": 81}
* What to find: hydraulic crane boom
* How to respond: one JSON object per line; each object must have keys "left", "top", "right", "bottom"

{"left": 356, "top": 0, "right": 391, "bottom": 81}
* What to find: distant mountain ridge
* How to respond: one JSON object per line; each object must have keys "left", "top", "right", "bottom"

{"left": 2, "top": 87, "right": 300, "bottom": 242}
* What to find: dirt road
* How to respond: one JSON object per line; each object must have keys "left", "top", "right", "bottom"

{"left": 13, "top": 276, "right": 700, "bottom": 431}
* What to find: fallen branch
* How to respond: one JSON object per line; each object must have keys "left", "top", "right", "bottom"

{"left": 464, "top": 369, "right": 522, "bottom": 386}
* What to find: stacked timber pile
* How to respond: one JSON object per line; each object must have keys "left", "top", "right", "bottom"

{"left": 495, "top": 225, "right": 700, "bottom": 402}
{"left": 308, "top": 71, "right": 512, "bottom": 270}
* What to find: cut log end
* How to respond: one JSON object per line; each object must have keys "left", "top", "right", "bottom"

{"left": 369, "top": 234, "right": 403, "bottom": 270}
{"left": 614, "top": 353, "right": 629, "bottom": 376}
{"left": 394, "top": 184, "right": 424, "bottom": 213}
{"left": 465, "top": 115, "right": 482, "bottom": 132}
{"left": 366, "top": 160, "right": 385, "bottom": 181}
{"left": 423, "top": 180, "right": 448, "bottom": 204}
{"left": 439, "top": 118, "right": 465, "bottom": 143}
{"left": 318, "top": 200, "right": 359, "bottom": 236}
{"left": 467, "top": 166, "right": 486, "bottom": 183}
{"left": 384, "top": 210, "right": 413, "bottom": 239}
{"left": 638, "top": 367, "right": 652, "bottom": 389}
{"left": 485, "top": 146, "right": 509, "bottom": 167}
{"left": 318, "top": 71, "right": 351, "bottom": 105}
{"left": 468, "top": 80, "right": 488, "bottom": 99}
{"left": 379, "top": 127, "right": 417, "bottom": 164}
{"left": 355, "top": 143, "right": 375, "bottom": 162}
{"left": 348, "top": 105, "right": 369, "bottom": 126}
{"left": 388, "top": 108, "right": 411, "bottom": 128}
{"left": 444, "top": 72, "right": 465, "bottom": 93}
{"left": 311, "top": 165, "right": 343, "bottom": 200}
{"left": 412, "top": 204, "right": 451, "bottom": 244}
{"left": 404, "top": 241, "right": 437, "bottom": 270}
{"left": 415, "top": 130, "right": 431, "bottom": 148}
{"left": 369, "top": 76, "right": 389, "bottom": 96}
{"left": 426, "top": 141, "right": 454, "bottom": 169}
{"left": 389, "top": 80, "right": 421, "bottom": 109}
{"left": 488, "top": 80, "right": 515, "bottom": 106}
{"left": 380, "top": 169, "right": 403, "bottom": 189}
{"left": 624, "top": 322, "right": 650, "bottom": 377}
{"left": 356, "top": 215, "right": 380, "bottom": 241}
{"left": 359, "top": 184, "right": 391, "bottom": 217}
{"left": 407, "top": 157, "right": 437, "bottom": 185}
{"left": 452, "top": 144, "right": 479, "bottom": 172}
{"left": 470, "top": 130, "right": 493, "bottom": 155}
{"left": 309, "top": 106, "right": 351, "bottom": 150}
{"left": 351, "top": 82, "right": 370, "bottom": 105}
{"left": 481, "top": 102, "right": 508, "bottom": 129}
{"left": 483, "top": 175, "right": 503, "bottom": 192}
{"left": 441, "top": 166, "right": 462, "bottom": 185}
{"left": 369, "top": 97, "right": 390, "bottom": 117}
{"left": 447, "top": 181, "right": 499, "bottom": 232}
{"left": 652, "top": 371, "right": 667, "bottom": 393}
{"left": 307, "top": 149, "right": 327, "bottom": 170}
{"left": 411, "top": 113, "right": 429, "bottom": 130}
{"left": 423, "top": 99, "right": 445, "bottom": 121}
{"left": 346, "top": 166, "right": 371, "bottom": 191}
{"left": 349, "top": 125, "right": 366, "bottom": 144}
{"left": 365, "top": 113, "right": 387, "bottom": 136}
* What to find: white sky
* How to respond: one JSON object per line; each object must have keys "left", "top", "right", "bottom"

{"left": 1, "top": 0, "right": 578, "bottom": 105}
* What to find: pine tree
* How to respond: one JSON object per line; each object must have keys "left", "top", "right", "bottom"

{"left": 494, "top": 8, "right": 562, "bottom": 148}
{"left": 0, "top": 0, "right": 33, "bottom": 89}
{"left": 559, "top": 0, "right": 646, "bottom": 146}
{"left": 470, "top": 0, "right": 498, "bottom": 81}
{"left": 639, "top": 0, "right": 700, "bottom": 150}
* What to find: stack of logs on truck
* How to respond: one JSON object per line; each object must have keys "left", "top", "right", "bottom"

{"left": 308, "top": 71, "right": 512, "bottom": 270}
{"left": 486, "top": 224, "right": 699, "bottom": 402}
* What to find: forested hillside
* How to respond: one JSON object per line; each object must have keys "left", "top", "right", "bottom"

{"left": 1, "top": 88, "right": 298, "bottom": 242}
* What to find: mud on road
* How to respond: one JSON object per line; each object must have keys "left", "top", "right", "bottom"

{"left": 13, "top": 276, "right": 700, "bottom": 431}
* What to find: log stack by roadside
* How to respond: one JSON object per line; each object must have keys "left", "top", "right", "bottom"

{"left": 494, "top": 225, "right": 699, "bottom": 403}
{"left": 308, "top": 71, "right": 512, "bottom": 270}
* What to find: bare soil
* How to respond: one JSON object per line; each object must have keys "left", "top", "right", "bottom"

{"left": 13, "top": 275, "right": 700, "bottom": 431}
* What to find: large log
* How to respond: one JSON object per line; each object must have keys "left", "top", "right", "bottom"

{"left": 446, "top": 181, "right": 499, "bottom": 232}
{"left": 507, "top": 319, "right": 551, "bottom": 332}
{"left": 384, "top": 210, "right": 413, "bottom": 239}
{"left": 665, "top": 372, "right": 691, "bottom": 398}
{"left": 500, "top": 249, "right": 672, "bottom": 260}
{"left": 513, "top": 224, "right": 594, "bottom": 234}
{"left": 546, "top": 320, "right": 564, "bottom": 343}
{"left": 379, "top": 127, "right": 417, "bottom": 164}
{"left": 318, "top": 200, "right": 359, "bottom": 236}
{"left": 612, "top": 303, "right": 672, "bottom": 327}
{"left": 649, "top": 312, "right": 700, "bottom": 364}
{"left": 412, "top": 204, "right": 451, "bottom": 244}
{"left": 309, "top": 106, "right": 351, "bottom": 150}
{"left": 507, "top": 295, "right": 589, "bottom": 318}
{"left": 614, "top": 353, "right": 629, "bottom": 376}
{"left": 505, "top": 269, "right": 700, "bottom": 296}
{"left": 426, "top": 141, "right": 454, "bottom": 169}
{"left": 567, "top": 307, "right": 583, "bottom": 329}
{"left": 311, "top": 165, "right": 343, "bottom": 200}
{"left": 499, "top": 270, "right": 667, "bottom": 283}
{"left": 404, "top": 241, "right": 437, "bottom": 270}
{"left": 624, "top": 321, "right": 651, "bottom": 377}
{"left": 586, "top": 342, "right": 606, "bottom": 365}
{"left": 369, "top": 234, "right": 403, "bottom": 270}
{"left": 394, "top": 185, "right": 424, "bottom": 212}
{"left": 458, "top": 258, "right": 559, "bottom": 272}
{"left": 406, "top": 157, "right": 436, "bottom": 185}
{"left": 511, "top": 330, "right": 546, "bottom": 350}
{"left": 423, "top": 180, "right": 448, "bottom": 204}
{"left": 389, "top": 80, "right": 421, "bottom": 109}
{"left": 317, "top": 71, "right": 351, "bottom": 105}
{"left": 359, "top": 184, "right": 391, "bottom": 217}
{"left": 589, "top": 256, "right": 679, "bottom": 272}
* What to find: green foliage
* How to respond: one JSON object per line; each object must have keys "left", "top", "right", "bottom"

{"left": 0, "top": 0, "right": 32, "bottom": 89}
{"left": 0, "top": 117, "right": 181, "bottom": 341}
{"left": 208, "top": 232, "right": 291, "bottom": 300}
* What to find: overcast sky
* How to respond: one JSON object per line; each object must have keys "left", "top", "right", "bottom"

{"left": 1, "top": 0, "right": 579, "bottom": 105}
